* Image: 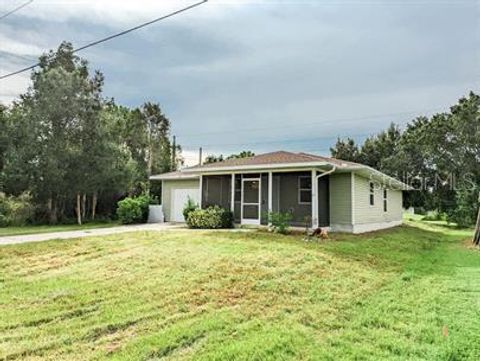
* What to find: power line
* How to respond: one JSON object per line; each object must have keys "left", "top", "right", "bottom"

{"left": 0, "top": 0, "right": 208, "bottom": 80}
{"left": 0, "top": 0, "right": 33, "bottom": 21}
{"left": 176, "top": 107, "right": 444, "bottom": 139}
{"left": 182, "top": 132, "right": 372, "bottom": 150}
{"left": 0, "top": 50, "right": 36, "bottom": 62}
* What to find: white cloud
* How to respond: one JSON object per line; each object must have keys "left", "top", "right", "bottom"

{"left": 0, "top": 0, "right": 477, "bottom": 151}
{"left": 0, "top": 33, "right": 43, "bottom": 57}
{"left": 1, "top": 0, "right": 234, "bottom": 27}
{"left": 0, "top": 72, "right": 30, "bottom": 104}
{"left": 180, "top": 149, "right": 203, "bottom": 167}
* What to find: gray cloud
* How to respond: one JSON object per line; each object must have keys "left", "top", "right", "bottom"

{"left": 0, "top": 0, "right": 478, "bottom": 163}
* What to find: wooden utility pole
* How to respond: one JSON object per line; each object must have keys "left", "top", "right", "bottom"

{"left": 171, "top": 135, "right": 176, "bottom": 171}
{"left": 146, "top": 115, "right": 154, "bottom": 177}
{"left": 199, "top": 147, "right": 203, "bottom": 166}
{"left": 474, "top": 193, "right": 480, "bottom": 246}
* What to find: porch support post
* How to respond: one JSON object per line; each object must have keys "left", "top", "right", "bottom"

{"left": 268, "top": 171, "right": 273, "bottom": 225}
{"left": 311, "top": 169, "right": 318, "bottom": 229}
{"left": 199, "top": 175, "right": 203, "bottom": 209}
{"left": 230, "top": 173, "right": 235, "bottom": 213}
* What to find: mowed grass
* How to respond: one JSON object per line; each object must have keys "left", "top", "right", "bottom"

{"left": 0, "top": 222, "right": 118, "bottom": 237}
{"left": 0, "top": 223, "right": 479, "bottom": 360}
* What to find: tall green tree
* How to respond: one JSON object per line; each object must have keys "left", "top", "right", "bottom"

{"left": 330, "top": 138, "right": 360, "bottom": 162}
{"left": 0, "top": 105, "right": 9, "bottom": 179}
{"left": 226, "top": 150, "right": 255, "bottom": 160}
{"left": 141, "top": 102, "right": 173, "bottom": 176}
{"left": 4, "top": 42, "right": 132, "bottom": 224}
{"left": 204, "top": 154, "right": 224, "bottom": 164}
{"left": 359, "top": 123, "right": 402, "bottom": 173}
{"left": 438, "top": 92, "right": 480, "bottom": 225}
{"left": 18, "top": 42, "right": 96, "bottom": 223}
{"left": 204, "top": 151, "right": 254, "bottom": 164}
{"left": 0, "top": 42, "right": 181, "bottom": 225}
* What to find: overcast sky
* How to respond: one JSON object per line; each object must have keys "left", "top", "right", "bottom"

{"left": 0, "top": 0, "right": 478, "bottom": 165}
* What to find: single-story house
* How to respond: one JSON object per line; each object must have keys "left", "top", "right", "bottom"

{"left": 150, "top": 151, "right": 411, "bottom": 233}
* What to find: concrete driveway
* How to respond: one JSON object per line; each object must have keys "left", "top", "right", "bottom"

{"left": 0, "top": 223, "right": 184, "bottom": 246}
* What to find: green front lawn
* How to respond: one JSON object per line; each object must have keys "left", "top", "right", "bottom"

{"left": 0, "top": 222, "right": 479, "bottom": 360}
{"left": 0, "top": 221, "right": 118, "bottom": 237}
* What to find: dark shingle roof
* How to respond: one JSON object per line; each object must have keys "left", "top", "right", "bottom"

{"left": 150, "top": 150, "right": 411, "bottom": 190}
{"left": 190, "top": 151, "right": 360, "bottom": 170}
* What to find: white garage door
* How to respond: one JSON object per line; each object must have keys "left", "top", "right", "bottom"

{"left": 171, "top": 188, "right": 199, "bottom": 222}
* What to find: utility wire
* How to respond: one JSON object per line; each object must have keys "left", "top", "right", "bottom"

{"left": 0, "top": 0, "right": 208, "bottom": 80}
{"left": 0, "top": 0, "right": 33, "bottom": 21}
{"left": 0, "top": 50, "right": 36, "bottom": 62}
{"left": 176, "top": 107, "right": 444, "bottom": 139}
{"left": 183, "top": 132, "right": 372, "bottom": 149}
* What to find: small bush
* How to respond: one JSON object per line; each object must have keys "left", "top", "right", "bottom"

{"left": 422, "top": 210, "right": 447, "bottom": 222}
{"left": 186, "top": 206, "right": 234, "bottom": 229}
{"left": 0, "top": 192, "right": 34, "bottom": 227}
{"left": 415, "top": 207, "right": 426, "bottom": 215}
{"left": 267, "top": 211, "right": 292, "bottom": 234}
{"left": 116, "top": 195, "right": 150, "bottom": 224}
{"left": 183, "top": 197, "right": 198, "bottom": 221}
{"left": 447, "top": 189, "right": 478, "bottom": 228}
{"left": 149, "top": 195, "right": 160, "bottom": 205}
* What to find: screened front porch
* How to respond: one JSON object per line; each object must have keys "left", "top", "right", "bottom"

{"left": 200, "top": 171, "right": 330, "bottom": 228}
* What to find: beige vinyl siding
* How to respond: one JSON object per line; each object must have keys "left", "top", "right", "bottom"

{"left": 329, "top": 173, "right": 352, "bottom": 225}
{"left": 161, "top": 179, "right": 200, "bottom": 222}
{"left": 353, "top": 174, "right": 402, "bottom": 224}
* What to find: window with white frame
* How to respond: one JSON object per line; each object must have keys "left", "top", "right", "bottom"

{"left": 383, "top": 188, "right": 388, "bottom": 212}
{"left": 369, "top": 181, "right": 375, "bottom": 206}
{"left": 298, "top": 176, "right": 312, "bottom": 204}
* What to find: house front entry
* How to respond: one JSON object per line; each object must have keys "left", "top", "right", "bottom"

{"left": 241, "top": 178, "right": 261, "bottom": 225}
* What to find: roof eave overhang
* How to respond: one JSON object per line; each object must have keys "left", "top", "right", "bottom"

{"left": 150, "top": 162, "right": 412, "bottom": 190}
{"left": 182, "top": 161, "right": 340, "bottom": 174}
{"left": 354, "top": 167, "right": 413, "bottom": 191}
{"left": 149, "top": 175, "right": 200, "bottom": 181}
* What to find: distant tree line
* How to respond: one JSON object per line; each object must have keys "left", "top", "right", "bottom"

{"left": 330, "top": 92, "right": 480, "bottom": 227}
{"left": 0, "top": 42, "right": 181, "bottom": 225}
{"left": 204, "top": 151, "right": 255, "bottom": 164}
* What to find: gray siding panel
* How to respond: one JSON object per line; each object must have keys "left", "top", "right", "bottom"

{"left": 261, "top": 174, "right": 269, "bottom": 225}
{"left": 329, "top": 173, "right": 352, "bottom": 225}
{"left": 277, "top": 172, "right": 312, "bottom": 227}
{"left": 317, "top": 176, "right": 330, "bottom": 227}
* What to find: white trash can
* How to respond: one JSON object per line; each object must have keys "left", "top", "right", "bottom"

{"left": 148, "top": 205, "right": 164, "bottom": 223}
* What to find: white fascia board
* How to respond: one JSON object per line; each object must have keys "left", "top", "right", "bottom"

{"left": 359, "top": 167, "right": 413, "bottom": 191}
{"left": 351, "top": 172, "right": 355, "bottom": 225}
{"left": 149, "top": 174, "right": 200, "bottom": 181}
{"left": 182, "top": 161, "right": 334, "bottom": 174}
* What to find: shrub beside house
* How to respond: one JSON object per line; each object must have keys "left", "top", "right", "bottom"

{"left": 183, "top": 200, "right": 233, "bottom": 229}
{"left": 116, "top": 195, "right": 150, "bottom": 224}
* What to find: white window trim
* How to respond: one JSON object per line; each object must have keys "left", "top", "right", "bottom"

{"left": 298, "top": 175, "right": 312, "bottom": 205}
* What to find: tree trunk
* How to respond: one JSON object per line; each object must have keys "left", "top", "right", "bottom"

{"left": 47, "top": 198, "right": 52, "bottom": 223}
{"left": 91, "top": 192, "right": 97, "bottom": 220}
{"left": 148, "top": 144, "right": 153, "bottom": 177}
{"left": 59, "top": 197, "right": 65, "bottom": 220}
{"left": 82, "top": 193, "right": 87, "bottom": 219}
{"left": 474, "top": 205, "right": 480, "bottom": 246}
{"left": 76, "top": 193, "right": 82, "bottom": 225}
{"left": 47, "top": 197, "right": 58, "bottom": 224}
